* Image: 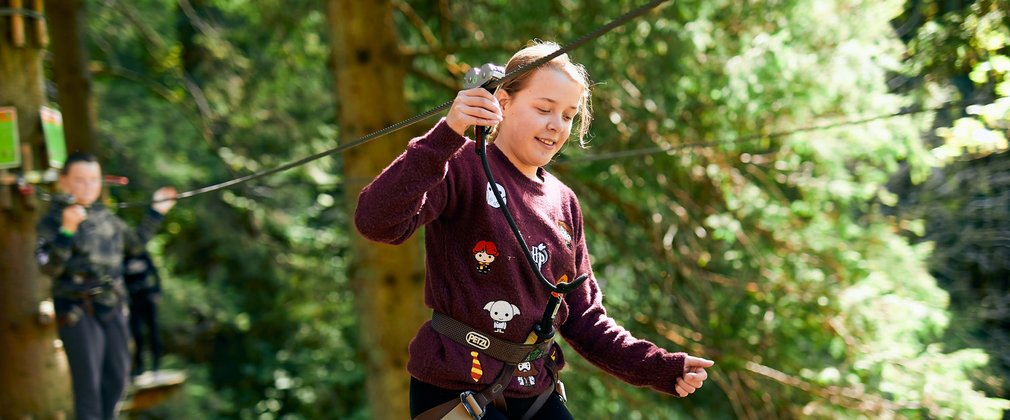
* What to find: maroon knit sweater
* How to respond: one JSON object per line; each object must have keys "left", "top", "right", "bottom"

{"left": 354, "top": 119, "right": 685, "bottom": 398}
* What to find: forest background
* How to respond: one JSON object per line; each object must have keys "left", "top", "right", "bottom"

{"left": 2, "top": 0, "right": 1010, "bottom": 419}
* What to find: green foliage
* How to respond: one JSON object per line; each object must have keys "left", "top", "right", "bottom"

{"left": 70, "top": 0, "right": 1009, "bottom": 418}
{"left": 83, "top": 1, "right": 364, "bottom": 418}
{"left": 919, "top": 0, "right": 1010, "bottom": 162}
{"left": 895, "top": 0, "right": 1010, "bottom": 411}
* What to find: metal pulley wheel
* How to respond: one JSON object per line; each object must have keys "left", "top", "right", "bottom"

{"left": 464, "top": 63, "right": 506, "bottom": 90}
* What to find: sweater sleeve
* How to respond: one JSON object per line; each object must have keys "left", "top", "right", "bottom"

{"left": 559, "top": 200, "right": 686, "bottom": 397}
{"left": 354, "top": 119, "right": 468, "bottom": 244}
{"left": 35, "top": 207, "right": 74, "bottom": 278}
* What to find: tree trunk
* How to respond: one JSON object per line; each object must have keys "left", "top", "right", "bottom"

{"left": 325, "top": 1, "right": 428, "bottom": 418}
{"left": 0, "top": 11, "right": 73, "bottom": 417}
{"left": 47, "top": 0, "right": 96, "bottom": 154}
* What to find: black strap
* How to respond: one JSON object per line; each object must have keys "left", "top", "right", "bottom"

{"left": 521, "top": 356, "right": 562, "bottom": 420}
{"left": 431, "top": 312, "right": 553, "bottom": 365}
{"left": 519, "top": 387, "right": 555, "bottom": 420}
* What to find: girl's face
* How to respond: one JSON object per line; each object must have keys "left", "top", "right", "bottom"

{"left": 495, "top": 68, "right": 585, "bottom": 180}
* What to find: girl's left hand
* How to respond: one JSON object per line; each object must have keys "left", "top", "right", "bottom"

{"left": 675, "top": 355, "right": 714, "bottom": 397}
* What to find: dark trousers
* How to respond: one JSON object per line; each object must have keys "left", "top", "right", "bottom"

{"left": 128, "top": 292, "right": 162, "bottom": 374}
{"left": 59, "top": 306, "right": 131, "bottom": 420}
{"left": 409, "top": 377, "right": 573, "bottom": 420}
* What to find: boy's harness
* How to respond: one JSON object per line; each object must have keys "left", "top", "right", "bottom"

{"left": 53, "top": 271, "right": 127, "bottom": 321}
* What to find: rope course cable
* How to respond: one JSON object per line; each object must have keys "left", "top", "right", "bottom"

{"left": 31, "top": 100, "right": 966, "bottom": 208}
{"left": 557, "top": 100, "right": 973, "bottom": 163}
{"left": 99, "top": 0, "right": 670, "bottom": 208}
{"left": 33, "top": 0, "right": 975, "bottom": 209}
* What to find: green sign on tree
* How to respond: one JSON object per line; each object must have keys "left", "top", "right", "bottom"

{"left": 41, "top": 107, "right": 66, "bottom": 169}
{"left": 0, "top": 107, "right": 21, "bottom": 170}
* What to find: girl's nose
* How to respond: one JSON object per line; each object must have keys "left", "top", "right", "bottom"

{"left": 547, "top": 115, "right": 562, "bottom": 132}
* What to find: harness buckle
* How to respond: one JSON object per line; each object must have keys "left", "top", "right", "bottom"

{"left": 556, "top": 380, "right": 568, "bottom": 403}
{"left": 459, "top": 390, "right": 484, "bottom": 420}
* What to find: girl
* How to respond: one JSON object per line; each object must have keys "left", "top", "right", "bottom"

{"left": 355, "top": 41, "right": 713, "bottom": 420}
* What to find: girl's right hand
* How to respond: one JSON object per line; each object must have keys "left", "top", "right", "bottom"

{"left": 445, "top": 87, "right": 503, "bottom": 136}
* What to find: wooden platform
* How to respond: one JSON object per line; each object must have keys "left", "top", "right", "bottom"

{"left": 120, "top": 370, "right": 187, "bottom": 412}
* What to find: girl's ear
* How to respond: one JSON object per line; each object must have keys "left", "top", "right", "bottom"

{"left": 495, "top": 89, "right": 510, "bottom": 111}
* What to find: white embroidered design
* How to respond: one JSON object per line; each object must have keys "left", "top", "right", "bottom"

{"left": 485, "top": 182, "right": 507, "bottom": 208}
{"left": 514, "top": 361, "right": 539, "bottom": 387}
{"left": 484, "top": 300, "right": 520, "bottom": 333}
{"left": 531, "top": 243, "right": 548, "bottom": 272}
{"left": 557, "top": 220, "right": 573, "bottom": 249}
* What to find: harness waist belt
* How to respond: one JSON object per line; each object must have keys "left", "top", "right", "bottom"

{"left": 431, "top": 311, "right": 552, "bottom": 365}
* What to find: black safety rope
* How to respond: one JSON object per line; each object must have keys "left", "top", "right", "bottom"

{"left": 106, "top": 0, "right": 670, "bottom": 209}
{"left": 471, "top": 98, "right": 973, "bottom": 336}
{"left": 475, "top": 124, "right": 589, "bottom": 311}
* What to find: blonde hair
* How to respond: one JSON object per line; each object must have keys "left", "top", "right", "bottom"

{"left": 494, "top": 41, "right": 593, "bottom": 146}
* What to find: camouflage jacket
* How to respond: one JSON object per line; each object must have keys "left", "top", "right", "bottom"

{"left": 36, "top": 198, "right": 164, "bottom": 309}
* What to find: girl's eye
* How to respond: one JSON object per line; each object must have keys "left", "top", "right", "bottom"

{"left": 563, "top": 115, "right": 574, "bottom": 122}
{"left": 537, "top": 108, "right": 550, "bottom": 113}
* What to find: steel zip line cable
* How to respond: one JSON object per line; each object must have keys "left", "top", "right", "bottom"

{"left": 33, "top": 100, "right": 971, "bottom": 206}
{"left": 105, "top": 0, "right": 671, "bottom": 208}
{"left": 556, "top": 100, "right": 974, "bottom": 164}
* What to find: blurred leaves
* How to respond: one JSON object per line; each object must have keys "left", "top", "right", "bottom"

{"left": 894, "top": 0, "right": 1010, "bottom": 415}
{"left": 67, "top": 0, "right": 1010, "bottom": 418}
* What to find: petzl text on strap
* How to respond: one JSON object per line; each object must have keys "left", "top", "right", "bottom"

{"left": 431, "top": 312, "right": 553, "bottom": 365}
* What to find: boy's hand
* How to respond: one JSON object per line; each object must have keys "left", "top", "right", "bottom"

{"left": 675, "top": 355, "right": 714, "bottom": 397}
{"left": 61, "top": 204, "right": 88, "bottom": 233}
{"left": 152, "top": 187, "right": 178, "bottom": 215}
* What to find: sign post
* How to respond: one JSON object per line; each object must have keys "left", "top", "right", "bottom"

{"left": 40, "top": 107, "right": 66, "bottom": 169}
{"left": 0, "top": 107, "right": 21, "bottom": 170}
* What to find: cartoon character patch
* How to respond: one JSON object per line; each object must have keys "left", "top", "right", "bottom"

{"left": 514, "top": 361, "right": 540, "bottom": 387}
{"left": 470, "top": 351, "right": 483, "bottom": 382}
{"left": 557, "top": 220, "right": 573, "bottom": 249}
{"left": 484, "top": 300, "right": 520, "bottom": 333}
{"left": 485, "top": 182, "right": 507, "bottom": 208}
{"left": 531, "top": 243, "right": 548, "bottom": 272}
{"left": 472, "top": 241, "right": 499, "bottom": 274}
